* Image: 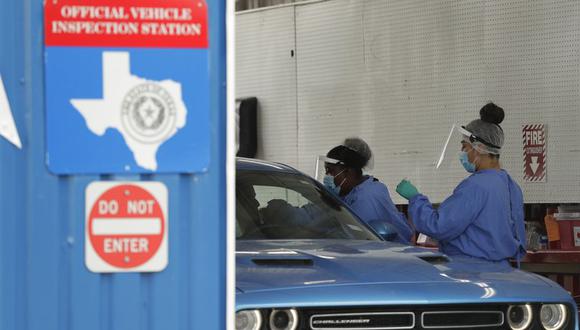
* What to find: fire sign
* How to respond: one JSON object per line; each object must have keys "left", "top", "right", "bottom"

{"left": 522, "top": 124, "right": 547, "bottom": 182}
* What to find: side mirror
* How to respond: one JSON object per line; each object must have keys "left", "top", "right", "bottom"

{"left": 367, "top": 220, "right": 397, "bottom": 241}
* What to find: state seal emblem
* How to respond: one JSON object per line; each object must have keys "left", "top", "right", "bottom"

{"left": 121, "top": 83, "right": 177, "bottom": 144}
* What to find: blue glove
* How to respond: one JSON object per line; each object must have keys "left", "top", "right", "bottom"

{"left": 396, "top": 179, "right": 419, "bottom": 200}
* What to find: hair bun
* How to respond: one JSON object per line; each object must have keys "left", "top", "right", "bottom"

{"left": 480, "top": 102, "right": 505, "bottom": 125}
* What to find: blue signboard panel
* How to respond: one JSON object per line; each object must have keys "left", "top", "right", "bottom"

{"left": 45, "top": 48, "right": 209, "bottom": 173}
{"left": 44, "top": 0, "right": 210, "bottom": 174}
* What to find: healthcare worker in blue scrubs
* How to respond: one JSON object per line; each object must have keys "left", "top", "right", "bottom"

{"left": 396, "top": 103, "right": 526, "bottom": 264}
{"left": 324, "top": 137, "right": 413, "bottom": 244}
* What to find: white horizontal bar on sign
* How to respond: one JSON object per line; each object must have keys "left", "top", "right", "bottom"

{"left": 92, "top": 218, "right": 161, "bottom": 235}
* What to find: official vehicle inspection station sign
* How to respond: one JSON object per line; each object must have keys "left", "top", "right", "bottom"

{"left": 44, "top": 0, "right": 209, "bottom": 173}
{"left": 86, "top": 182, "right": 168, "bottom": 272}
{"left": 522, "top": 124, "right": 547, "bottom": 182}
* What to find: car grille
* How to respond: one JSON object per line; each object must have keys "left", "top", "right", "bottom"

{"left": 310, "top": 312, "right": 415, "bottom": 329}
{"left": 421, "top": 311, "right": 503, "bottom": 328}
{"left": 308, "top": 310, "right": 500, "bottom": 329}
{"left": 287, "top": 304, "right": 574, "bottom": 330}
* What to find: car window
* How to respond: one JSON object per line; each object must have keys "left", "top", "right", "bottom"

{"left": 236, "top": 170, "right": 378, "bottom": 241}
{"left": 254, "top": 185, "right": 309, "bottom": 208}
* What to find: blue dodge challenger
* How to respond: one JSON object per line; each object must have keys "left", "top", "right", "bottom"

{"left": 236, "top": 158, "right": 578, "bottom": 330}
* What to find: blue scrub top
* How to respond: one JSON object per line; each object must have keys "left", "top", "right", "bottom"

{"left": 408, "top": 169, "right": 526, "bottom": 262}
{"left": 342, "top": 176, "right": 413, "bottom": 244}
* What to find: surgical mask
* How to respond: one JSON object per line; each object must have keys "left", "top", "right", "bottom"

{"left": 323, "top": 169, "right": 346, "bottom": 195}
{"left": 323, "top": 175, "right": 341, "bottom": 195}
{"left": 459, "top": 151, "right": 476, "bottom": 173}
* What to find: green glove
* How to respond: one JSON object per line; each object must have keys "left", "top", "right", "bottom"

{"left": 396, "top": 179, "right": 419, "bottom": 200}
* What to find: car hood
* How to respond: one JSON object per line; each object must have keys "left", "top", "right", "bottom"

{"left": 236, "top": 240, "right": 554, "bottom": 295}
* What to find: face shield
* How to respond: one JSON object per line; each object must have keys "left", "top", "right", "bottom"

{"left": 460, "top": 126, "right": 502, "bottom": 155}
{"left": 314, "top": 155, "right": 343, "bottom": 181}
{"left": 315, "top": 138, "right": 375, "bottom": 180}
{"left": 435, "top": 124, "right": 501, "bottom": 169}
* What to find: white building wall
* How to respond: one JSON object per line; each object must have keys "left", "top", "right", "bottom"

{"left": 236, "top": 6, "right": 298, "bottom": 166}
{"left": 237, "top": 0, "right": 580, "bottom": 203}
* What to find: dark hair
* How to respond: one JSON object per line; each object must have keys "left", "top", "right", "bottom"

{"left": 480, "top": 102, "right": 505, "bottom": 126}
{"left": 481, "top": 102, "right": 503, "bottom": 160}
{"left": 326, "top": 145, "right": 368, "bottom": 169}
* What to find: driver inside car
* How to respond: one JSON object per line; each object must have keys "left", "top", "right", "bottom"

{"left": 236, "top": 183, "right": 265, "bottom": 238}
{"left": 260, "top": 199, "right": 321, "bottom": 227}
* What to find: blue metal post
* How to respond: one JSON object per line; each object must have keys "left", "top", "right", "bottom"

{"left": 0, "top": 0, "right": 228, "bottom": 329}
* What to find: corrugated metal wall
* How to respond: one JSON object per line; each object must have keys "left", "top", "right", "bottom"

{"left": 0, "top": 0, "right": 228, "bottom": 329}
{"left": 236, "top": 0, "right": 580, "bottom": 204}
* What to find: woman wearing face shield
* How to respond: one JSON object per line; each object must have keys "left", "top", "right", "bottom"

{"left": 324, "top": 137, "right": 413, "bottom": 244}
{"left": 396, "top": 103, "right": 526, "bottom": 264}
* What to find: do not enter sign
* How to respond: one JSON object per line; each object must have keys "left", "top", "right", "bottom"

{"left": 85, "top": 182, "right": 168, "bottom": 273}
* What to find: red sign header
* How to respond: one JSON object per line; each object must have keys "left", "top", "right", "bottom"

{"left": 44, "top": 0, "right": 208, "bottom": 48}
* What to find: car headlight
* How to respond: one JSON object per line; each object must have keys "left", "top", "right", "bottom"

{"left": 507, "top": 304, "right": 533, "bottom": 330}
{"left": 236, "top": 310, "right": 262, "bottom": 330}
{"left": 269, "top": 308, "right": 298, "bottom": 330}
{"left": 540, "top": 304, "right": 567, "bottom": 330}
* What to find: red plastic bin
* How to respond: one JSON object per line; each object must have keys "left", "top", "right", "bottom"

{"left": 554, "top": 213, "right": 580, "bottom": 250}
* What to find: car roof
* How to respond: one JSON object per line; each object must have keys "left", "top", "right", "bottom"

{"left": 236, "top": 157, "right": 302, "bottom": 174}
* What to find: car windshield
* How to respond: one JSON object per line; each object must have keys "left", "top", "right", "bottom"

{"left": 237, "top": 170, "right": 379, "bottom": 240}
